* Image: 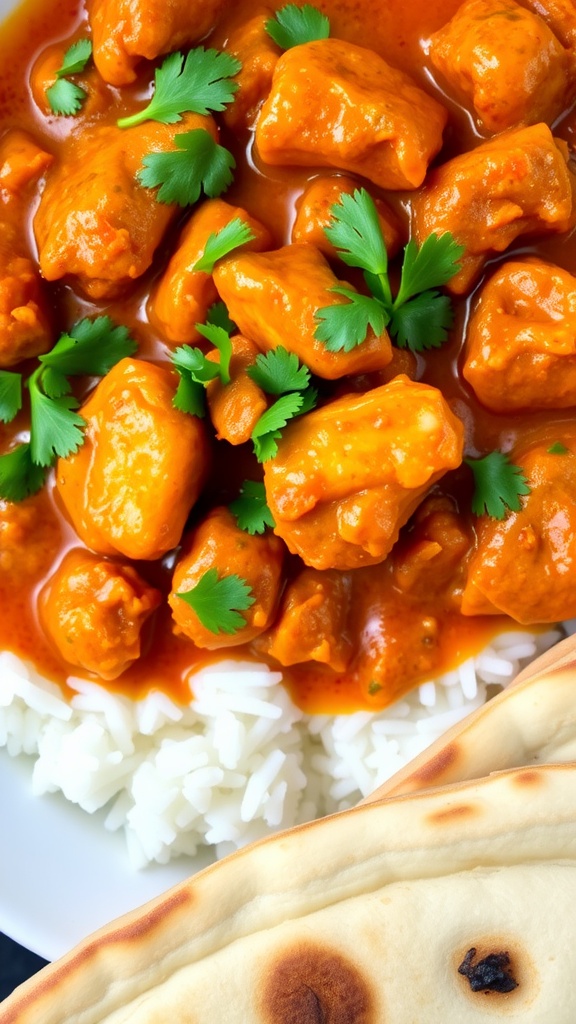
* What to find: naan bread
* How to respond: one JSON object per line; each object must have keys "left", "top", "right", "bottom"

{"left": 2, "top": 761, "right": 576, "bottom": 1023}
{"left": 365, "top": 632, "right": 576, "bottom": 802}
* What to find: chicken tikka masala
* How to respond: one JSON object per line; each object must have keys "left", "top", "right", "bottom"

{"left": 0, "top": 0, "right": 575, "bottom": 714}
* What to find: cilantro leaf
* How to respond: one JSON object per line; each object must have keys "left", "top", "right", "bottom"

{"left": 195, "top": 323, "right": 233, "bottom": 383}
{"left": 0, "top": 444, "right": 47, "bottom": 501}
{"left": 40, "top": 367, "right": 70, "bottom": 399}
{"left": 28, "top": 385, "right": 86, "bottom": 467}
{"left": 0, "top": 371, "right": 23, "bottom": 424}
{"left": 247, "top": 346, "right": 311, "bottom": 394}
{"left": 117, "top": 48, "right": 241, "bottom": 129}
{"left": 548, "top": 442, "right": 569, "bottom": 455}
{"left": 172, "top": 344, "right": 221, "bottom": 384}
{"left": 206, "top": 301, "right": 236, "bottom": 334}
{"left": 173, "top": 374, "right": 206, "bottom": 417}
{"left": 390, "top": 290, "right": 455, "bottom": 352}
{"left": 465, "top": 451, "right": 531, "bottom": 520}
{"left": 58, "top": 38, "right": 92, "bottom": 76}
{"left": 251, "top": 391, "right": 306, "bottom": 462}
{"left": 324, "top": 189, "right": 389, "bottom": 279}
{"left": 394, "top": 233, "right": 465, "bottom": 307}
{"left": 138, "top": 130, "right": 235, "bottom": 207}
{"left": 40, "top": 316, "right": 137, "bottom": 377}
{"left": 315, "top": 287, "right": 389, "bottom": 352}
{"left": 229, "top": 480, "right": 275, "bottom": 535}
{"left": 176, "top": 567, "right": 254, "bottom": 635}
{"left": 193, "top": 218, "right": 256, "bottom": 274}
{"left": 46, "top": 39, "right": 92, "bottom": 116}
{"left": 46, "top": 78, "right": 87, "bottom": 116}
{"left": 266, "top": 4, "right": 330, "bottom": 49}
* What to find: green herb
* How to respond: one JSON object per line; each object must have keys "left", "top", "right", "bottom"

{"left": 246, "top": 345, "right": 311, "bottom": 394}
{"left": 229, "top": 480, "right": 275, "bottom": 535}
{"left": 247, "top": 347, "right": 317, "bottom": 461}
{"left": 314, "top": 189, "right": 464, "bottom": 353}
{"left": 367, "top": 680, "right": 383, "bottom": 696}
{"left": 547, "top": 441, "right": 569, "bottom": 455}
{"left": 465, "top": 451, "right": 531, "bottom": 520}
{"left": 176, "top": 567, "right": 254, "bottom": 635}
{"left": 0, "top": 316, "right": 136, "bottom": 501}
{"left": 0, "top": 371, "right": 23, "bottom": 423}
{"left": 46, "top": 39, "right": 92, "bottom": 116}
{"left": 117, "top": 48, "right": 241, "bottom": 129}
{"left": 206, "top": 300, "right": 236, "bottom": 334}
{"left": 171, "top": 322, "right": 233, "bottom": 415}
{"left": 265, "top": 4, "right": 330, "bottom": 49}
{"left": 193, "top": 218, "right": 256, "bottom": 274}
{"left": 138, "top": 130, "right": 235, "bottom": 207}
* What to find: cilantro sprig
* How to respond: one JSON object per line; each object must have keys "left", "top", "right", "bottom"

{"left": 117, "top": 48, "right": 241, "bottom": 129}
{"left": 46, "top": 38, "right": 92, "bottom": 116}
{"left": 465, "top": 451, "right": 531, "bottom": 520}
{"left": 247, "top": 347, "right": 317, "bottom": 461}
{"left": 176, "top": 567, "right": 254, "bottom": 635}
{"left": 229, "top": 480, "right": 275, "bottom": 535}
{"left": 193, "top": 218, "right": 256, "bottom": 274}
{"left": 171, "top": 321, "right": 233, "bottom": 417}
{"left": 266, "top": 4, "right": 331, "bottom": 49}
{"left": 0, "top": 317, "right": 137, "bottom": 501}
{"left": 138, "top": 130, "right": 236, "bottom": 207}
{"left": 314, "top": 189, "right": 464, "bottom": 354}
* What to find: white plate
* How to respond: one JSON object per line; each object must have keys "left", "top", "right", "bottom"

{"left": 0, "top": 746, "right": 209, "bottom": 960}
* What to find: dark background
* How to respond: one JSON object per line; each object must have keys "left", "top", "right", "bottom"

{"left": 0, "top": 932, "right": 48, "bottom": 1002}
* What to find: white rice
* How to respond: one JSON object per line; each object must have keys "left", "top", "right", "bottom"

{"left": 0, "top": 628, "right": 561, "bottom": 869}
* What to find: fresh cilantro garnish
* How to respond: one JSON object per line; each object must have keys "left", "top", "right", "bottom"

{"left": 193, "top": 218, "right": 256, "bottom": 274}
{"left": 176, "top": 567, "right": 255, "bottom": 635}
{"left": 247, "top": 347, "right": 317, "bottom": 461}
{"left": 138, "top": 130, "right": 235, "bottom": 207}
{"left": 0, "top": 444, "right": 47, "bottom": 502}
{"left": 251, "top": 391, "right": 306, "bottom": 462}
{"left": 367, "top": 680, "right": 383, "bottom": 696}
{"left": 465, "top": 451, "right": 531, "bottom": 520}
{"left": 206, "top": 300, "right": 236, "bottom": 334}
{"left": 46, "top": 39, "right": 92, "bottom": 116}
{"left": 547, "top": 441, "right": 569, "bottom": 455}
{"left": 265, "top": 4, "right": 330, "bottom": 49}
{"left": 0, "top": 317, "right": 136, "bottom": 501}
{"left": 314, "top": 189, "right": 464, "bottom": 354}
{"left": 229, "top": 480, "right": 275, "bottom": 535}
{"left": 117, "top": 48, "right": 241, "bottom": 129}
{"left": 171, "top": 321, "right": 233, "bottom": 415}
{"left": 0, "top": 371, "right": 23, "bottom": 423}
{"left": 246, "top": 345, "right": 311, "bottom": 394}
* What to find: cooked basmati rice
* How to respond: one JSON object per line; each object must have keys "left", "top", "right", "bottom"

{"left": 0, "top": 628, "right": 561, "bottom": 869}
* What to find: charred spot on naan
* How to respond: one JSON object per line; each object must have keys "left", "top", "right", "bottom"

{"left": 452, "top": 935, "right": 536, "bottom": 1007}
{"left": 426, "top": 802, "right": 479, "bottom": 824}
{"left": 259, "top": 941, "right": 375, "bottom": 1023}
{"left": 458, "top": 948, "right": 518, "bottom": 993}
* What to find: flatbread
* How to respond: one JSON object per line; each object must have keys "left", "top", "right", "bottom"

{"left": 364, "top": 632, "right": 576, "bottom": 802}
{"left": 2, "top": 761, "right": 576, "bottom": 1023}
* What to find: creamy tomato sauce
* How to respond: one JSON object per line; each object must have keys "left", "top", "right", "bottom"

{"left": 0, "top": 0, "right": 570, "bottom": 713}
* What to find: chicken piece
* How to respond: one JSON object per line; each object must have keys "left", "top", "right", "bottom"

{"left": 0, "top": 492, "right": 61, "bottom": 579}
{"left": 34, "top": 112, "right": 217, "bottom": 300}
{"left": 391, "top": 495, "right": 472, "bottom": 608}
{"left": 0, "top": 131, "right": 53, "bottom": 366}
{"left": 255, "top": 39, "right": 447, "bottom": 190}
{"left": 463, "top": 258, "right": 576, "bottom": 413}
{"left": 412, "top": 124, "right": 575, "bottom": 295}
{"left": 263, "top": 568, "right": 353, "bottom": 672}
{"left": 461, "top": 431, "right": 576, "bottom": 623}
{"left": 263, "top": 375, "right": 464, "bottom": 571}
{"left": 222, "top": 10, "right": 279, "bottom": 132}
{"left": 526, "top": 0, "right": 576, "bottom": 56}
{"left": 30, "top": 41, "right": 113, "bottom": 118}
{"left": 55, "top": 358, "right": 210, "bottom": 561}
{"left": 292, "top": 175, "right": 403, "bottom": 260}
{"left": 213, "top": 244, "right": 392, "bottom": 380}
{"left": 40, "top": 549, "right": 161, "bottom": 681}
{"left": 429, "top": 0, "right": 570, "bottom": 133}
{"left": 149, "top": 199, "right": 272, "bottom": 345}
{"left": 90, "top": 0, "right": 226, "bottom": 86}
{"left": 206, "top": 334, "right": 267, "bottom": 445}
{"left": 169, "top": 506, "right": 284, "bottom": 650}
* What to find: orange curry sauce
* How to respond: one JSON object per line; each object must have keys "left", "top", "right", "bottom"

{"left": 0, "top": 0, "right": 567, "bottom": 713}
